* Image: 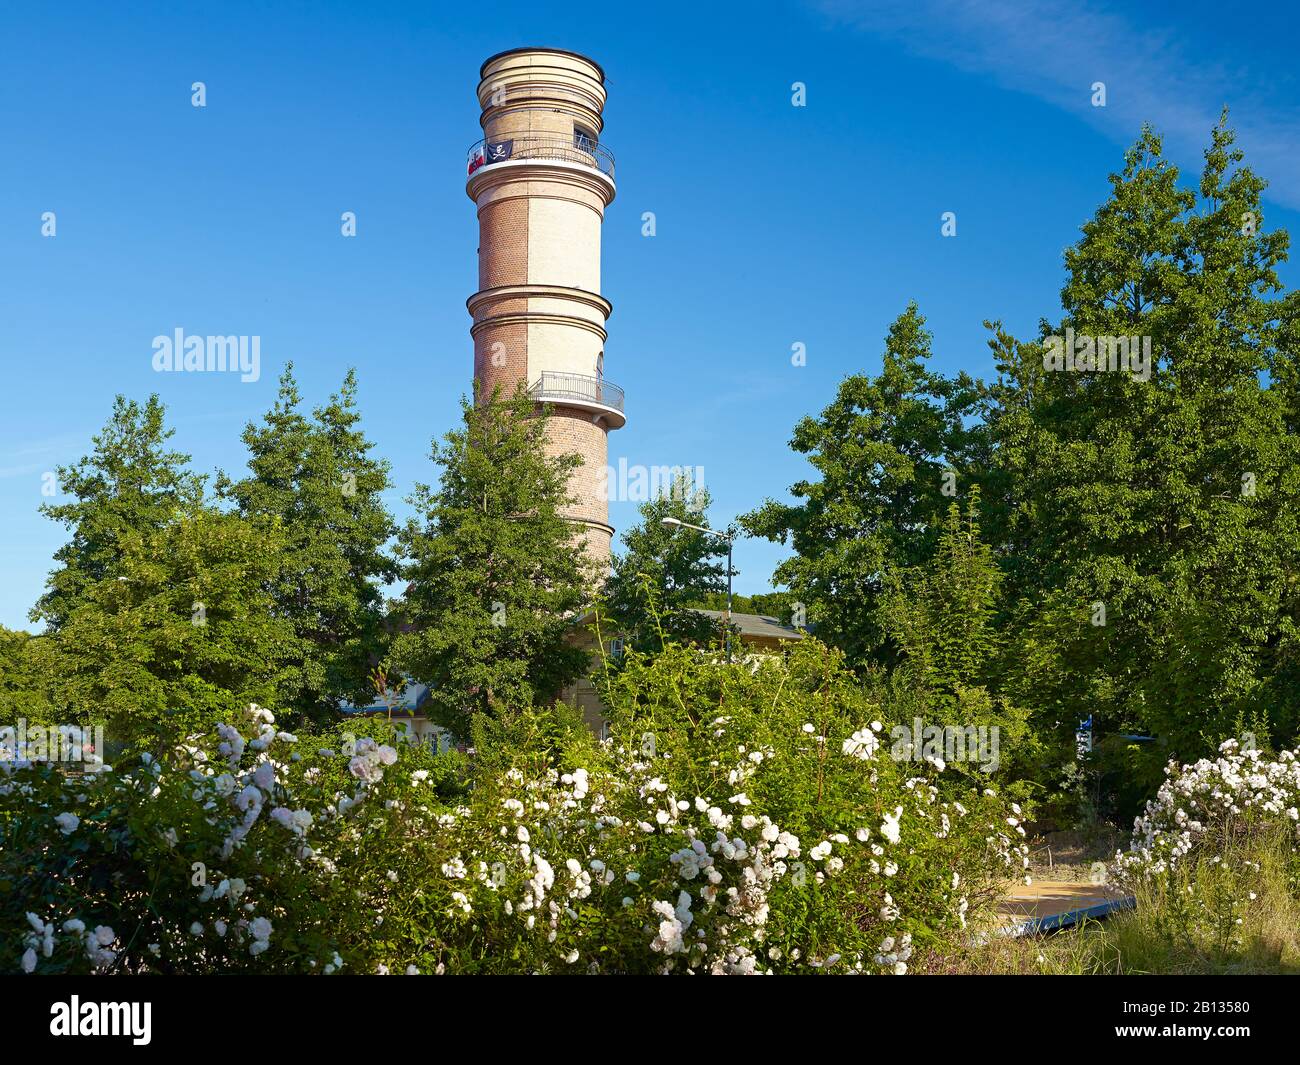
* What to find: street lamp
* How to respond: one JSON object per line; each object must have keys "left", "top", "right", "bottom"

{"left": 661, "top": 517, "right": 737, "bottom": 664}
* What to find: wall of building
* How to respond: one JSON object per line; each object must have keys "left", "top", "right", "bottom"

{"left": 467, "top": 48, "right": 619, "bottom": 570}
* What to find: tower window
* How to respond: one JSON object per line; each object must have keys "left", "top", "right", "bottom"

{"left": 574, "top": 126, "right": 597, "bottom": 152}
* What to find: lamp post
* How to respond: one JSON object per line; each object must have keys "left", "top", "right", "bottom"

{"left": 662, "top": 517, "right": 736, "bottom": 664}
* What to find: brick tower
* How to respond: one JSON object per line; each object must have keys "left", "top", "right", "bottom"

{"left": 466, "top": 47, "right": 622, "bottom": 568}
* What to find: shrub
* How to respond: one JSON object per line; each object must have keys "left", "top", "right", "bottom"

{"left": 938, "top": 741, "right": 1300, "bottom": 974}
{"left": 2, "top": 639, "right": 1028, "bottom": 975}
{"left": 1117, "top": 739, "right": 1300, "bottom": 879}
{"left": 1110, "top": 739, "right": 1300, "bottom": 965}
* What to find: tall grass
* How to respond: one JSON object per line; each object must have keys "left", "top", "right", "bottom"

{"left": 923, "top": 828, "right": 1300, "bottom": 974}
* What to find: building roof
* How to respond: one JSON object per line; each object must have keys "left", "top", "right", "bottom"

{"left": 479, "top": 47, "right": 606, "bottom": 82}
{"left": 694, "top": 610, "right": 805, "bottom": 642}
{"left": 338, "top": 681, "right": 430, "bottom": 717}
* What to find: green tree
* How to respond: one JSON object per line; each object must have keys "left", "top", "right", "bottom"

{"left": 994, "top": 121, "right": 1300, "bottom": 762}
{"left": 33, "top": 396, "right": 204, "bottom": 630}
{"left": 44, "top": 503, "right": 297, "bottom": 745}
{"left": 882, "top": 490, "right": 1002, "bottom": 701}
{"left": 391, "top": 388, "right": 591, "bottom": 739}
{"left": 879, "top": 490, "right": 1035, "bottom": 780}
{"left": 740, "top": 304, "right": 984, "bottom": 669}
{"left": 689, "top": 589, "right": 794, "bottom": 620}
{"left": 219, "top": 366, "right": 397, "bottom": 723}
{"left": 0, "top": 627, "right": 55, "bottom": 725}
{"left": 29, "top": 394, "right": 301, "bottom": 743}
{"left": 603, "top": 478, "right": 731, "bottom": 652}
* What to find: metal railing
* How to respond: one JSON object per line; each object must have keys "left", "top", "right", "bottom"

{"left": 530, "top": 371, "right": 624, "bottom": 413}
{"left": 467, "top": 133, "right": 615, "bottom": 181}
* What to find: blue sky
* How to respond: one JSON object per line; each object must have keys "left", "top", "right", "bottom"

{"left": 2, "top": 0, "right": 1298, "bottom": 630}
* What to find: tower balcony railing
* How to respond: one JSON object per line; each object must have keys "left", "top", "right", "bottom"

{"left": 467, "top": 134, "right": 615, "bottom": 181}
{"left": 529, "top": 371, "right": 625, "bottom": 424}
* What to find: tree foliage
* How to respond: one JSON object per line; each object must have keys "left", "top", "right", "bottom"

{"left": 33, "top": 395, "right": 203, "bottom": 630}
{"left": 741, "top": 304, "right": 983, "bottom": 669}
{"left": 44, "top": 503, "right": 297, "bottom": 745}
{"left": 993, "top": 122, "right": 1300, "bottom": 764}
{"left": 391, "top": 388, "right": 591, "bottom": 738}
{"left": 750, "top": 119, "right": 1300, "bottom": 787}
{"left": 219, "top": 365, "right": 396, "bottom": 723}
{"left": 603, "top": 477, "right": 732, "bottom": 652}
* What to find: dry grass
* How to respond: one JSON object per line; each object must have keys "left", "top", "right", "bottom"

{"left": 918, "top": 830, "right": 1300, "bottom": 975}
{"left": 1024, "top": 825, "right": 1127, "bottom": 883}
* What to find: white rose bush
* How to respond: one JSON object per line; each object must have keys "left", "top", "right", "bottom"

{"left": 2, "top": 639, "right": 1031, "bottom": 974}
{"left": 1119, "top": 739, "right": 1300, "bottom": 876}
{"left": 1111, "top": 739, "right": 1300, "bottom": 958}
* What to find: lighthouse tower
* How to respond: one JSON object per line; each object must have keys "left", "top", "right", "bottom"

{"left": 466, "top": 47, "right": 622, "bottom": 567}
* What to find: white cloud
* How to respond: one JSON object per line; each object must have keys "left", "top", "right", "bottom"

{"left": 815, "top": 0, "right": 1300, "bottom": 209}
